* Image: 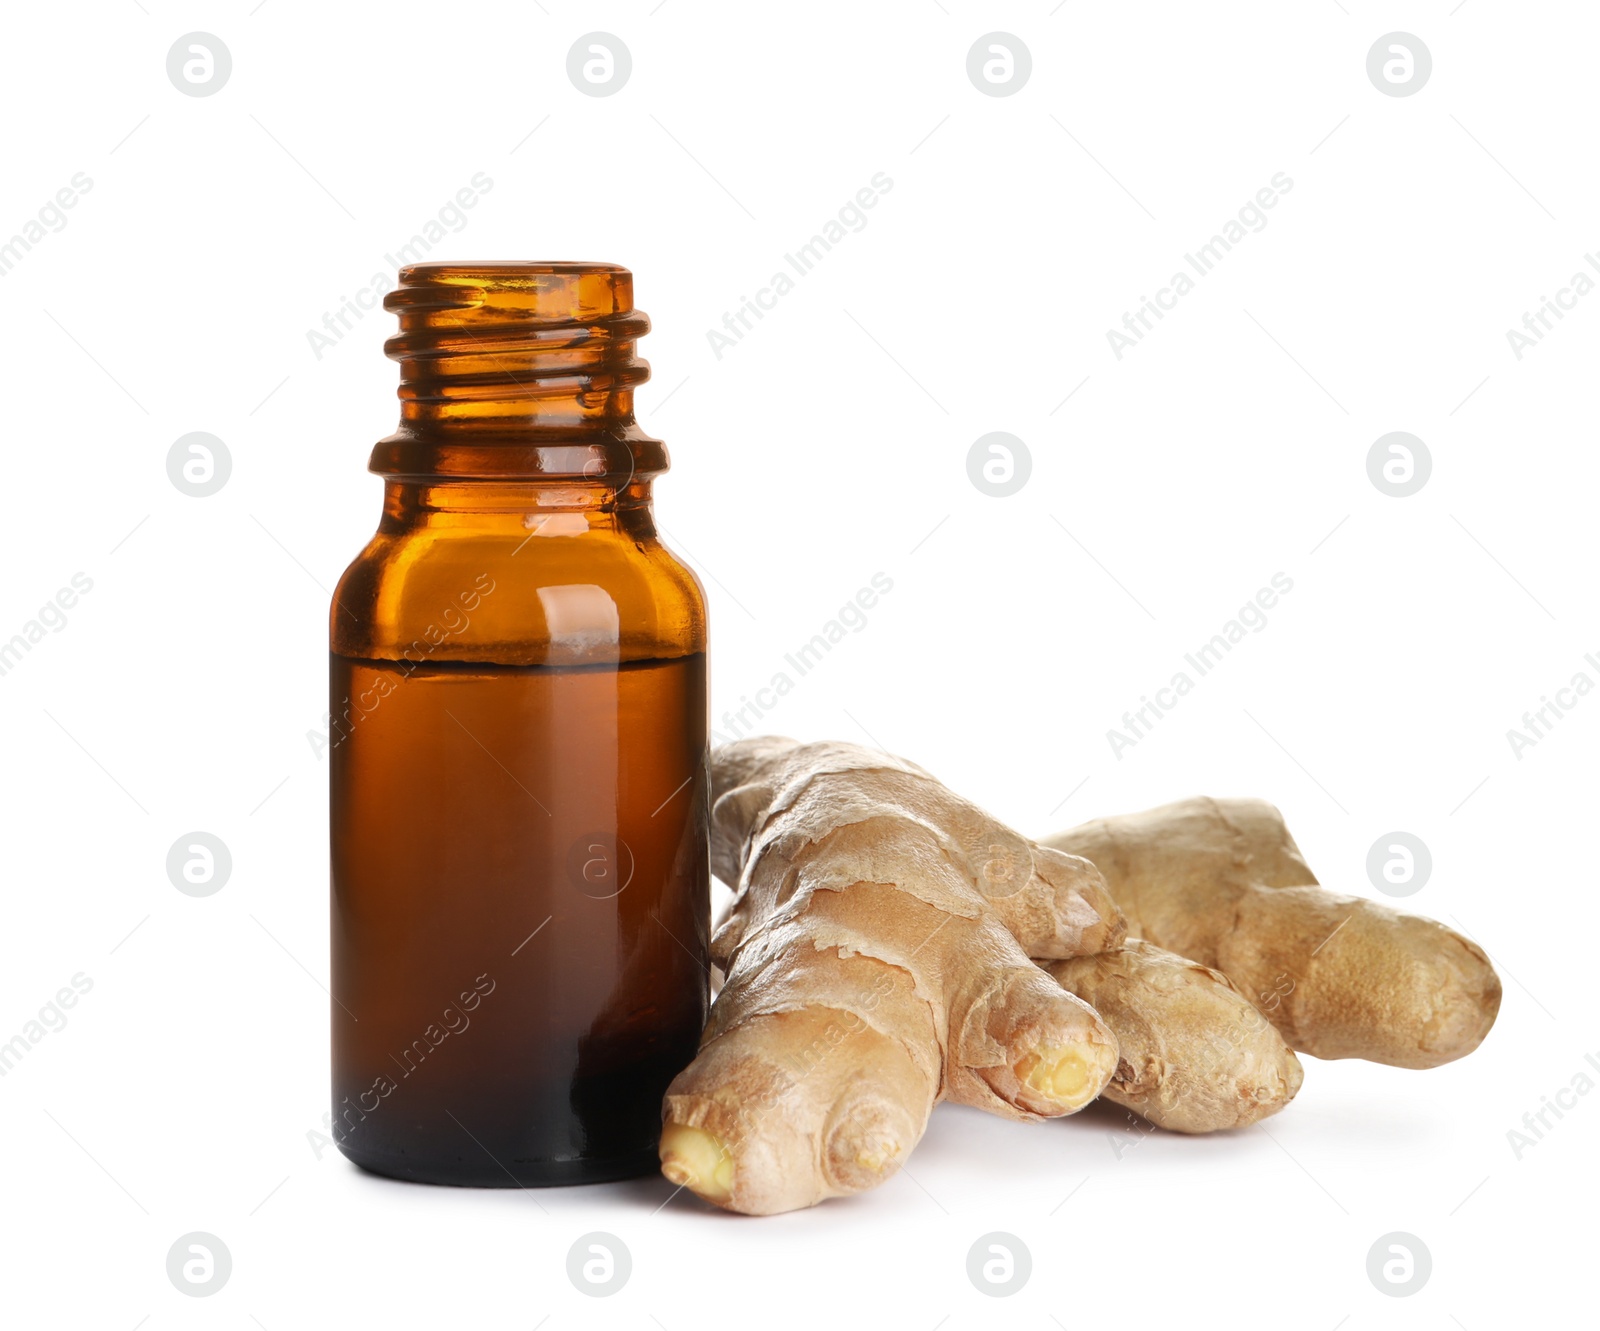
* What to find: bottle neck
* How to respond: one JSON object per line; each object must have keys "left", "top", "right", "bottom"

{"left": 370, "top": 262, "right": 665, "bottom": 484}
{"left": 379, "top": 476, "right": 659, "bottom": 540}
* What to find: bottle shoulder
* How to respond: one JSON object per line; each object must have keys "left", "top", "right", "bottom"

{"left": 331, "top": 522, "right": 707, "bottom": 667}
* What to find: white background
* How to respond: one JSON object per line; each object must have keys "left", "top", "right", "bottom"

{"left": 1, "top": 2, "right": 1593, "bottom": 1326}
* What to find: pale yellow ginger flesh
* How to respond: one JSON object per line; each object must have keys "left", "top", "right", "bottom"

{"left": 1046, "top": 939, "right": 1304, "bottom": 1132}
{"left": 1045, "top": 797, "right": 1502, "bottom": 1068}
{"left": 659, "top": 1123, "right": 733, "bottom": 1202}
{"left": 660, "top": 737, "right": 1123, "bottom": 1216}
{"left": 1015, "top": 1048, "right": 1100, "bottom": 1103}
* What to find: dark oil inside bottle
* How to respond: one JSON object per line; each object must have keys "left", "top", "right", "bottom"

{"left": 329, "top": 651, "right": 709, "bottom": 1186}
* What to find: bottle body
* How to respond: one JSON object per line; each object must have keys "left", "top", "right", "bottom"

{"left": 329, "top": 264, "right": 709, "bottom": 1185}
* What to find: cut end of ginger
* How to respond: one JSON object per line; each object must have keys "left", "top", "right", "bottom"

{"left": 824, "top": 1106, "right": 912, "bottom": 1192}
{"left": 1015, "top": 1043, "right": 1113, "bottom": 1110}
{"left": 659, "top": 1122, "right": 734, "bottom": 1203}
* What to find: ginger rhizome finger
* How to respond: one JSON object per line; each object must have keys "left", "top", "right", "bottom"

{"left": 660, "top": 738, "right": 1123, "bottom": 1215}
{"left": 1045, "top": 797, "right": 1501, "bottom": 1068}
{"left": 1045, "top": 939, "right": 1303, "bottom": 1132}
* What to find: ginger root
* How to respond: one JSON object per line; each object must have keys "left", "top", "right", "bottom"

{"left": 1046, "top": 797, "right": 1501, "bottom": 1068}
{"left": 1045, "top": 939, "right": 1303, "bottom": 1132}
{"left": 660, "top": 737, "right": 1124, "bottom": 1215}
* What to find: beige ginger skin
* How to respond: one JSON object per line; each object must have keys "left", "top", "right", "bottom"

{"left": 1046, "top": 939, "right": 1303, "bottom": 1132}
{"left": 1046, "top": 797, "right": 1502, "bottom": 1068}
{"left": 660, "top": 737, "right": 1125, "bottom": 1215}
{"left": 659, "top": 747, "right": 1501, "bottom": 1211}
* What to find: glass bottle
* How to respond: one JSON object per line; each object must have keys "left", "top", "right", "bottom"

{"left": 328, "top": 262, "right": 709, "bottom": 1186}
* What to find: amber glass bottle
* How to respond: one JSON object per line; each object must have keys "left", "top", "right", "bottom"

{"left": 329, "top": 262, "right": 709, "bottom": 1186}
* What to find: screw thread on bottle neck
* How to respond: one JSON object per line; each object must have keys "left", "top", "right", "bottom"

{"left": 372, "top": 262, "right": 663, "bottom": 482}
